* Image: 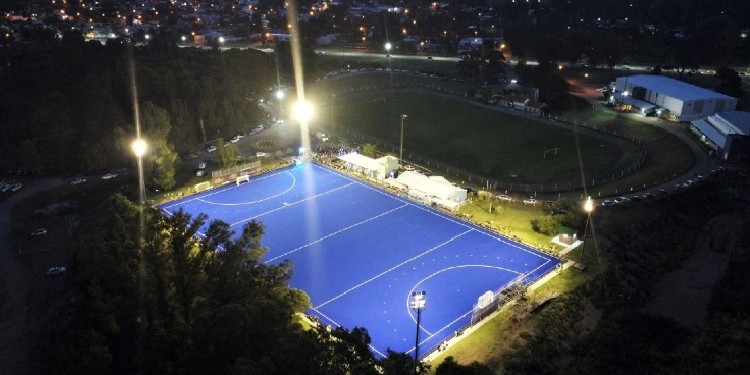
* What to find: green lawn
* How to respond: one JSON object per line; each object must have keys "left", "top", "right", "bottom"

{"left": 309, "top": 87, "right": 642, "bottom": 189}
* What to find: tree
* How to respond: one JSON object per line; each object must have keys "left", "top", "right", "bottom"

{"left": 714, "top": 66, "right": 744, "bottom": 98}
{"left": 216, "top": 138, "right": 238, "bottom": 167}
{"left": 19, "top": 139, "right": 43, "bottom": 175}
{"left": 362, "top": 143, "right": 377, "bottom": 158}
{"left": 150, "top": 139, "right": 178, "bottom": 191}
{"left": 435, "top": 356, "right": 493, "bottom": 375}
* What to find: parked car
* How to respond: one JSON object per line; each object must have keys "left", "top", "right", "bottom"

{"left": 613, "top": 196, "right": 630, "bottom": 204}
{"left": 601, "top": 200, "right": 614, "bottom": 206}
{"left": 497, "top": 194, "right": 513, "bottom": 202}
{"left": 10, "top": 183, "right": 23, "bottom": 192}
{"left": 198, "top": 162, "right": 206, "bottom": 169}
{"left": 71, "top": 177, "right": 87, "bottom": 185}
{"left": 30, "top": 228, "right": 48, "bottom": 236}
{"left": 255, "top": 152, "right": 268, "bottom": 157}
{"left": 522, "top": 197, "right": 537, "bottom": 206}
{"left": 47, "top": 266, "right": 66, "bottom": 276}
{"left": 196, "top": 170, "right": 206, "bottom": 177}
{"left": 101, "top": 172, "right": 117, "bottom": 180}
{"left": 205, "top": 145, "right": 217, "bottom": 153}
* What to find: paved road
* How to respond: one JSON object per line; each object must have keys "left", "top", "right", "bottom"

{"left": 0, "top": 178, "right": 64, "bottom": 374}
{"left": 570, "top": 81, "right": 722, "bottom": 199}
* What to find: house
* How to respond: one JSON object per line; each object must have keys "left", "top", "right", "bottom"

{"left": 337, "top": 152, "right": 399, "bottom": 181}
{"left": 611, "top": 75, "right": 737, "bottom": 121}
{"left": 493, "top": 94, "right": 548, "bottom": 116}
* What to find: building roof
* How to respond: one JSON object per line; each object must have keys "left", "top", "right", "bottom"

{"left": 620, "top": 75, "right": 735, "bottom": 102}
{"left": 396, "top": 171, "right": 465, "bottom": 201}
{"left": 715, "top": 111, "right": 750, "bottom": 135}
{"left": 612, "top": 92, "right": 658, "bottom": 111}
{"left": 691, "top": 118, "right": 727, "bottom": 148}
{"left": 339, "top": 152, "right": 380, "bottom": 171}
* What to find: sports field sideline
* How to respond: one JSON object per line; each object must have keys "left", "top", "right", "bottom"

{"left": 159, "top": 162, "right": 561, "bottom": 357}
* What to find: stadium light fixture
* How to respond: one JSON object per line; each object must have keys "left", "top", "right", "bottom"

{"left": 410, "top": 290, "right": 426, "bottom": 374}
{"left": 294, "top": 100, "right": 314, "bottom": 123}
{"left": 131, "top": 138, "right": 147, "bottom": 157}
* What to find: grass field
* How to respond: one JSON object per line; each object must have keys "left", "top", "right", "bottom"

{"left": 309, "top": 87, "right": 642, "bottom": 187}
{"left": 307, "top": 70, "right": 696, "bottom": 198}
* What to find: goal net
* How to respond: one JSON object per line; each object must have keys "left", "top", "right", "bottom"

{"left": 236, "top": 174, "right": 250, "bottom": 186}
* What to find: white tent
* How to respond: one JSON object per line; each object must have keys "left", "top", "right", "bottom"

{"left": 396, "top": 171, "right": 467, "bottom": 204}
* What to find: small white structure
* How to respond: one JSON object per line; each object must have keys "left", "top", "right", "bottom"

{"left": 612, "top": 75, "right": 737, "bottom": 121}
{"left": 338, "top": 153, "right": 399, "bottom": 180}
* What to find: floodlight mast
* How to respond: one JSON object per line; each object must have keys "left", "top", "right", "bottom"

{"left": 410, "top": 290, "right": 426, "bottom": 374}
{"left": 131, "top": 138, "right": 147, "bottom": 205}
{"left": 579, "top": 196, "right": 595, "bottom": 263}
{"left": 400, "top": 114, "right": 408, "bottom": 162}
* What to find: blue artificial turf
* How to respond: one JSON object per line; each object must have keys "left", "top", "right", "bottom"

{"left": 160, "top": 162, "right": 561, "bottom": 357}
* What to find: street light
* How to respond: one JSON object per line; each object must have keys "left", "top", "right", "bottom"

{"left": 410, "top": 290, "right": 426, "bottom": 374}
{"left": 579, "top": 196, "right": 594, "bottom": 263}
{"left": 385, "top": 42, "right": 392, "bottom": 55}
{"left": 399, "top": 114, "right": 408, "bottom": 162}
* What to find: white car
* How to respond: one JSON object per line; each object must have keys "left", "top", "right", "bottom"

{"left": 522, "top": 198, "right": 537, "bottom": 206}
{"left": 255, "top": 152, "right": 268, "bottom": 157}
{"left": 205, "top": 145, "right": 217, "bottom": 153}
{"left": 198, "top": 162, "right": 206, "bottom": 169}
{"left": 497, "top": 194, "right": 513, "bottom": 202}
{"left": 196, "top": 170, "right": 206, "bottom": 177}
{"left": 47, "top": 266, "right": 66, "bottom": 276}
{"left": 71, "top": 177, "right": 87, "bottom": 185}
{"left": 101, "top": 172, "right": 117, "bottom": 180}
{"left": 31, "top": 228, "right": 48, "bottom": 236}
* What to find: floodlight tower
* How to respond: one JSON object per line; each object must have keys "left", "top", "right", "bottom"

{"left": 294, "top": 100, "right": 315, "bottom": 161}
{"left": 131, "top": 138, "right": 147, "bottom": 206}
{"left": 400, "top": 114, "right": 408, "bottom": 162}
{"left": 410, "top": 290, "right": 426, "bottom": 374}
{"left": 579, "top": 196, "right": 595, "bottom": 263}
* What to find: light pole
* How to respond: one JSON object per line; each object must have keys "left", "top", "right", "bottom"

{"left": 275, "top": 89, "right": 284, "bottom": 119}
{"left": 410, "top": 290, "right": 426, "bottom": 374}
{"left": 579, "top": 196, "right": 594, "bottom": 263}
{"left": 131, "top": 138, "right": 147, "bottom": 205}
{"left": 331, "top": 93, "right": 335, "bottom": 134}
{"left": 400, "top": 114, "right": 407, "bottom": 162}
{"left": 294, "top": 99, "right": 314, "bottom": 161}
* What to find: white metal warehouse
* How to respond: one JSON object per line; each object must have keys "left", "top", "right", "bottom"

{"left": 613, "top": 75, "right": 737, "bottom": 121}
{"left": 690, "top": 111, "right": 750, "bottom": 161}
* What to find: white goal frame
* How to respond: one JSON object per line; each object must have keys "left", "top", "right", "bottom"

{"left": 236, "top": 175, "right": 250, "bottom": 186}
